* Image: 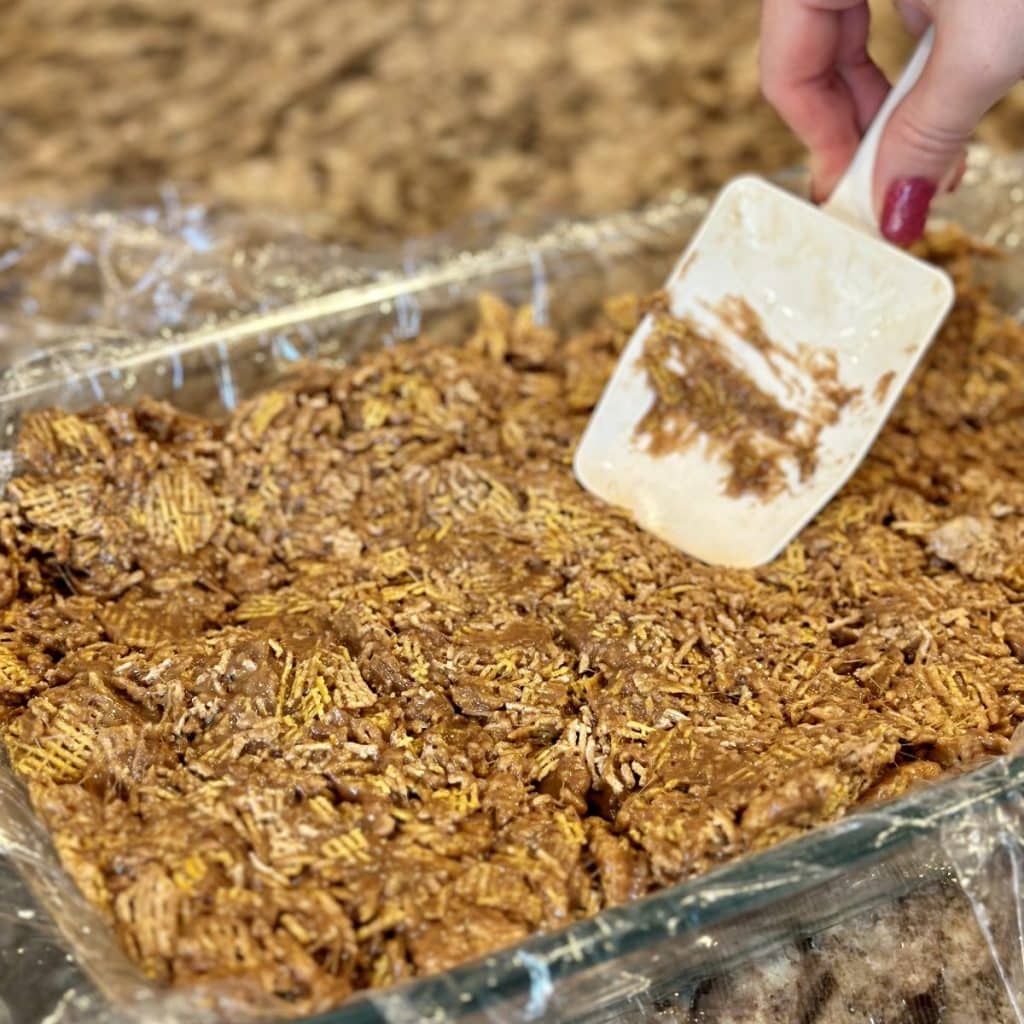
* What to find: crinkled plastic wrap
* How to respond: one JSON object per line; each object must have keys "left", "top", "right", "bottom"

{"left": 4, "top": 148, "right": 1024, "bottom": 1023}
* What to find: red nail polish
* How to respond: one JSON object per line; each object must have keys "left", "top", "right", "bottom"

{"left": 881, "top": 177, "right": 937, "bottom": 247}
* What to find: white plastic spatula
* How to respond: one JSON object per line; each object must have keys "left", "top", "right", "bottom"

{"left": 574, "top": 28, "right": 954, "bottom": 568}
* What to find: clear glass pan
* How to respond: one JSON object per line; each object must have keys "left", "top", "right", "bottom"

{"left": 3, "top": 148, "right": 1024, "bottom": 1024}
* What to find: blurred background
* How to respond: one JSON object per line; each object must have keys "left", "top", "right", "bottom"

{"left": 1, "top": 0, "right": 1022, "bottom": 246}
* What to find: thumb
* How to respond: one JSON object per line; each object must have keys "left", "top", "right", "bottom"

{"left": 873, "top": 28, "right": 1011, "bottom": 246}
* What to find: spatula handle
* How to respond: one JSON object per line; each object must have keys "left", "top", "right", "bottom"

{"left": 823, "top": 27, "right": 935, "bottom": 234}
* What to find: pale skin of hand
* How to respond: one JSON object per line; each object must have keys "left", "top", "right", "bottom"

{"left": 760, "top": 0, "right": 1024, "bottom": 243}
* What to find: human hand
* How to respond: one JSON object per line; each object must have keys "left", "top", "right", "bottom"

{"left": 760, "top": 1, "right": 1024, "bottom": 244}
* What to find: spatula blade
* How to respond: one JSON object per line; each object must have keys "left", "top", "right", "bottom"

{"left": 574, "top": 176, "right": 954, "bottom": 568}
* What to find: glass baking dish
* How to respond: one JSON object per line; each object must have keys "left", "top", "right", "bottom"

{"left": 4, "top": 149, "right": 1024, "bottom": 1024}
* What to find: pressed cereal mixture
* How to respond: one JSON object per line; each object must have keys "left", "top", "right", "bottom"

{"left": 0, "top": 233, "right": 1022, "bottom": 1015}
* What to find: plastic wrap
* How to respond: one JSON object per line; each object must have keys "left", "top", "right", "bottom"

{"left": 4, "top": 147, "right": 1024, "bottom": 1024}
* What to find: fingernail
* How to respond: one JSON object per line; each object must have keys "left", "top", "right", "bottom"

{"left": 881, "top": 177, "right": 937, "bottom": 247}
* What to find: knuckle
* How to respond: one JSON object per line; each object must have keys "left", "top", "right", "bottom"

{"left": 891, "top": 107, "right": 968, "bottom": 160}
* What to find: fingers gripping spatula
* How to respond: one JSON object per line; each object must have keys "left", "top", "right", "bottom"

{"left": 574, "top": 29, "right": 953, "bottom": 568}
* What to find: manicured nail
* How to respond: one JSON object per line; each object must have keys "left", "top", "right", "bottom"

{"left": 881, "top": 177, "right": 937, "bottom": 247}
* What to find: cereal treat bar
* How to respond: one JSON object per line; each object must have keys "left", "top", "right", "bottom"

{"left": 0, "top": 233, "right": 1021, "bottom": 1015}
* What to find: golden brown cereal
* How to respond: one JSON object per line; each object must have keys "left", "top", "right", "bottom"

{"left": 1, "top": 232, "right": 1023, "bottom": 1016}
